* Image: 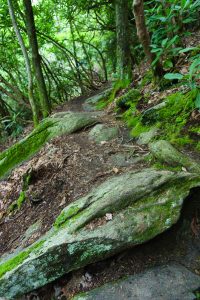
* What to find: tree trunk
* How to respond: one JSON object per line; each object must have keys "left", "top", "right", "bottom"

{"left": 7, "top": 0, "right": 39, "bottom": 126}
{"left": 115, "top": 0, "right": 132, "bottom": 80}
{"left": 132, "top": 0, "right": 164, "bottom": 78}
{"left": 23, "top": 0, "right": 51, "bottom": 118}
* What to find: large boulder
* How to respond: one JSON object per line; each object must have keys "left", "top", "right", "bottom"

{"left": 0, "top": 112, "right": 99, "bottom": 179}
{"left": 73, "top": 263, "right": 200, "bottom": 300}
{"left": 0, "top": 168, "right": 200, "bottom": 299}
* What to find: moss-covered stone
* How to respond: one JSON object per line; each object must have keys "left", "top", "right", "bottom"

{"left": 0, "top": 240, "right": 44, "bottom": 279}
{"left": 0, "top": 168, "right": 199, "bottom": 298}
{"left": 122, "top": 90, "right": 198, "bottom": 147}
{"left": 89, "top": 124, "right": 119, "bottom": 144}
{"left": 0, "top": 112, "right": 99, "bottom": 179}
{"left": 116, "top": 88, "right": 141, "bottom": 111}
{"left": 149, "top": 140, "right": 200, "bottom": 173}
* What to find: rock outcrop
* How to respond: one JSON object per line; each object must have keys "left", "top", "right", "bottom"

{"left": 72, "top": 263, "right": 200, "bottom": 300}
{"left": 0, "top": 112, "right": 99, "bottom": 179}
{"left": 0, "top": 168, "right": 199, "bottom": 299}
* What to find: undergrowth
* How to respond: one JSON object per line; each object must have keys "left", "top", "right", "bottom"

{"left": 122, "top": 89, "right": 199, "bottom": 148}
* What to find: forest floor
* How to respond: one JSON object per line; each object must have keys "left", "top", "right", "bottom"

{"left": 0, "top": 81, "right": 200, "bottom": 299}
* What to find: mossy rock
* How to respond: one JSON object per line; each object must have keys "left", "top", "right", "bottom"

{"left": 0, "top": 168, "right": 200, "bottom": 298}
{"left": 149, "top": 140, "right": 200, "bottom": 173}
{"left": 88, "top": 124, "right": 119, "bottom": 143}
{"left": 0, "top": 112, "right": 99, "bottom": 179}
{"left": 137, "top": 127, "right": 159, "bottom": 145}
{"left": 83, "top": 88, "right": 113, "bottom": 111}
{"left": 141, "top": 102, "right": 166, "bottom": 125}
{"left": 125, "top": 90, "right": 197, "bottom": 147}
{"left": 116, "top": 89, "right": 141, "bottom": 111}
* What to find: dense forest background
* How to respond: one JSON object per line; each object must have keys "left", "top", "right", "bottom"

{"left": 0, "top": 0, "right": 200, "bottom": 140}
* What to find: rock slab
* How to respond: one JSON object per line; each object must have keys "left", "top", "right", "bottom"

{"left": 0, "top": 111, "right": 98, "bottom": 179}
{"left": 73, "top": 263, "right": 200, "bottom": 300}
{"left": 0, "top": 168, "right": 200, "bottom": 298}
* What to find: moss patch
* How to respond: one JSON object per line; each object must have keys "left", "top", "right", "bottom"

{"left": 8, "top": 191, "right": 26, "bottom": 212}
{"left": 122, "top": 90, "right": 197, "bottom": 147}
{"left": 95, "top": 79, "right": 130, "bottom": 109}
{"left": 54, "top": 204, "right": 81, "bottom": 229}
{"left": 0, "top": 240, "right": 44, "bottom": 279}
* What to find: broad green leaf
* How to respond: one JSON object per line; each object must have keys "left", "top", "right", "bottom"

{"left": 164, "top": 73, "right": 184, "bottom": 80}
{"left": 179, "top": 47, "right": 199, "bottom": 53}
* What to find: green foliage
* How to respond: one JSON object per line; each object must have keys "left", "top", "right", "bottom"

{"left": 144, "top": 0, "right": 200, "bottom": 70}
{"left": 116, "top": 89, "right": 141, "bottom": 111}
{"left": 164, "top": 73, "right": 184, "bottom": 80}
{"left": 96, "top": 79, "right": 130, "bottom": 109}
{"left": 0, "top": 112, "right": 24, "bottom": 138}
{"left": 122, "top": 90, "right": 197, "bottom": 147}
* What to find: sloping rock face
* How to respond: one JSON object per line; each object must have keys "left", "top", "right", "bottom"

{"left": 150, "top": 140, "right": 200, "bottom": 173}
{"left": 72, "top": 263, "right": 200, "bottom": 300}
{"left": 0, "top": 168, "right": 200, "bottom": 299}
{"left": 0, "top": 112, "right": 98, "bottom": 179}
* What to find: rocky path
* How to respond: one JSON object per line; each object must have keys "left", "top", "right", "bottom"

{"left": 0, "top": 88, "right": 200, "bottom": 299}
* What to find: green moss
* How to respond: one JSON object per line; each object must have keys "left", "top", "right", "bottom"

{"left": 95, "top": 79, "right": 130, "bottom": 109}
{"left": 122, "top": 90, "right": 197, "bottom": 147}
{"left": 153, "top": 162, "right": 182, "bottom": 172}
{"left": 196, "top": 142, "right": 200, "bottom": 152}
{"left": 0, "top": 119, "right": 55, "bottom": 178}
{"left": 131, "top": 122, "right": 150, "bottom": 138}
{"left": 116, "top": 89, "right": 142, "bottom": 111}
{"left": 54, "top": 204, "right": 81, "bottom": 228}
{"left": 139, "top": 70, "right": 153, "bottom": 87}
{"left": 8, "top": 191, "right": 26, "bottom": 212}
{"left": 0, "top": 240, "right": 44, "bottom": 278}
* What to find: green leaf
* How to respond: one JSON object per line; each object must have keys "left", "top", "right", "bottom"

{"left": 164, "top": 73, "right": 184, "bottom": 80}
{"left": 163, "top": 59, "right": 173, "bottom": 69}
{"left": 179, "top": 47, "right": 199, "bottom": 53}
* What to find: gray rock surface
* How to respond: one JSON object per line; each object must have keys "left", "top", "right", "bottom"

{"left": 0, "top": 168, "right": 200, "bottom": 299}
{"left": 149, "top": 140, "right": 200, "bottom": 173}
{"left": 108, "top": 153, "right": 144, "bottom": 167}
{"left": 137, "top": 127, "right": 159, "bottom": 145}
{"left": 73, "top": 263, "right": 200, "bottom": 300}
{"left": 83, "top": 88, "right": 112, "bottom": 111}
{"left": 89, "top": 124, "right": 119, "bottom": 143}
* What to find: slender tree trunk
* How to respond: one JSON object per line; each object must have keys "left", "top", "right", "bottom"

{"left": 7, "top": 0, "right": 39, "bottom": 125}
{"left": 115, "top": 0, "right": 132, "bottom": 80}
{"left": 23, "top": 0, "right": 51, "bottom": 117}
{"left": 132, "top": 0, "right": 164, "bottom": 78}
{"left": 69, "top": 19, "right": 85, "bottom": 94}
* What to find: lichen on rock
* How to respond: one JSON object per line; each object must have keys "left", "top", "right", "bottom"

{"left": 0, "top": 168, "right": 199, "bottom": 299}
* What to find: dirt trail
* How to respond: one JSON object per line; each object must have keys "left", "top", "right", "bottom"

{"left": 0, "top": 89, "right": 199, "bottom": 300}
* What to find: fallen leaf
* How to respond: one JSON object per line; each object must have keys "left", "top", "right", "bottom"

{"left": 113, "top": 167, "right": 119, "bottom": 174}
{"left": 105, "top": 213, "right": 113, "bottom": 221}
